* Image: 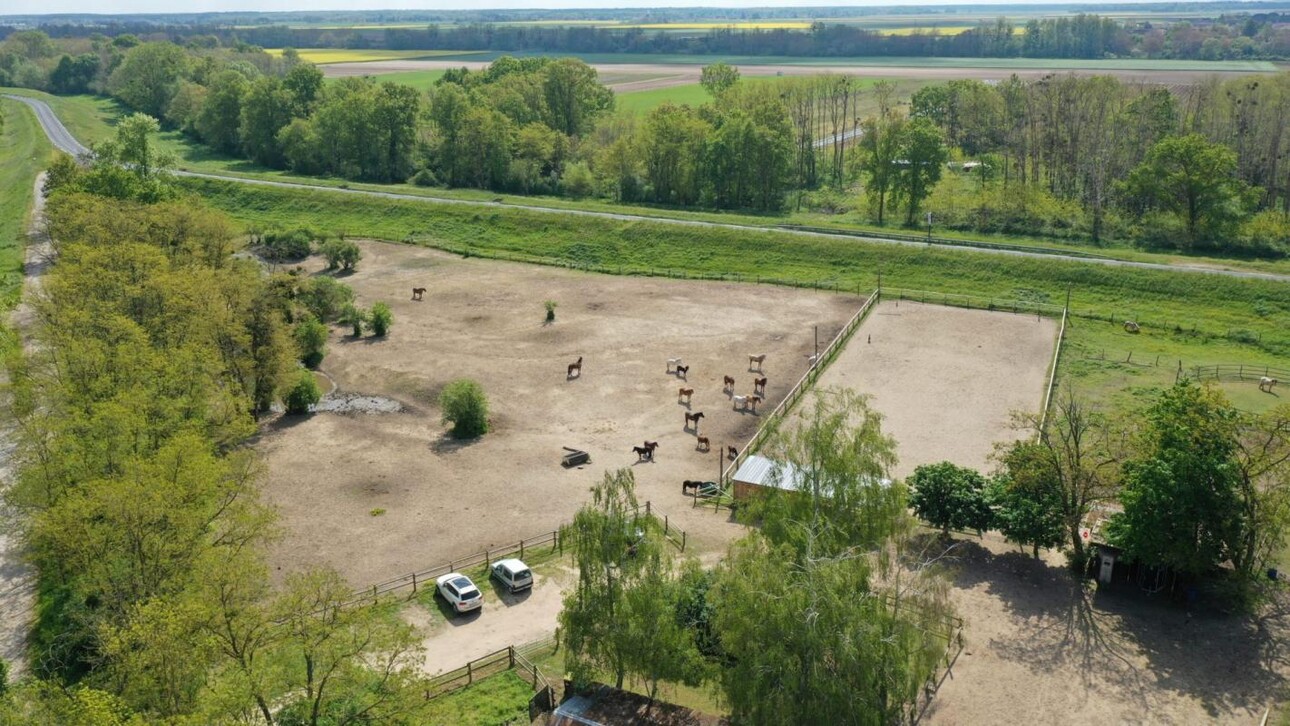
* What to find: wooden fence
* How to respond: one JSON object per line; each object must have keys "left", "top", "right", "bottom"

{"left": 345, "top": 502, "right": 685, "bottom": 607}
{"left": 719, "top": 288, "right": 881, "bottom": 487}
{"left": 1186, "top": 363, "right": 1290, "bottom": 383}
{"left": 885, "top": 286, "right": 1065, "bottom": 319}
{"left": 775, "top": 223, "right": 1120, "bottom": 261}
{"left": 908, "top": 610, "right": 967, "bottom": 725}
{"left": 423, "top": 640, "right": 558, "bottom": 720}
{"left": 1038, "top": 306, "right": 1069, "bottom": 434}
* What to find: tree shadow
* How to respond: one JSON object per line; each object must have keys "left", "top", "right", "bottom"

{"left": 430, "top": 431, "right": 484, "bottom": 454}
{"left": 920, "top": 532, "right": 1290, "bottom": 718}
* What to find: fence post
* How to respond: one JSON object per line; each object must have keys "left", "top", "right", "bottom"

{"left": 412, "top": 572, "right": 417, "bottom": 594}
{"left": 509, "top": 646, "right": 515, "bottom": 669}
{"left": 646, "top": 501, "right": 652, "bottom": 517}
{"left": 682, "top": 531, "right": 687, "bottom": 551}
{"left": 520, "top": 540, "right": 525, "bottom": 560}
{"left": 557, "top": 530, "right": 562, "bottom": 556}
{"left": 665, "top": 515, "right": 669, "bottom": 534}
{"left": 467, "top": 660, "right": 473, "bottom": 685}
{"left": 371, "top": 585, "right": 377, "bottom": 604}
{"left": 485, "top": 549, "right": 490, "bottom": 568}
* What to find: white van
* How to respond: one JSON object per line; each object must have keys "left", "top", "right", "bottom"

{"left": 490, "top": 559, "right": 534, "bottom": 593}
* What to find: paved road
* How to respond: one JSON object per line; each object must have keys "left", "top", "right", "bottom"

{"left": 8, "top": 93, "right": 1290, "bottom": 284}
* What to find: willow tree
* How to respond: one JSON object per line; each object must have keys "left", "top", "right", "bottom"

{"left": 713, "top": 389, "right": 954, "bottom": 725}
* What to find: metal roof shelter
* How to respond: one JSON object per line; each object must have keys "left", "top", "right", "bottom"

{"left": 731, "top": 454, "right": 892, "bottom": 500}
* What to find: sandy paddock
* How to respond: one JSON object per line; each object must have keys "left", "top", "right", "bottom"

{"left": 814, "top": 300, "right": 1057, "bottom": 478}
{"left": 256, "top": 241, "right": 861, "bottom": 585}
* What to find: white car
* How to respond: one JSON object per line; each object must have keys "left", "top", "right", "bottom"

{"left": 436, "top": 573, "right": 483, "bottom": 615}
{"left": 490, "top": 559, "right": 534, "bottom": 593}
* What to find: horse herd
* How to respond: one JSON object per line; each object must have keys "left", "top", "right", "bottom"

{"left": 564, "top": 352, "right": 770, "bottom": 463}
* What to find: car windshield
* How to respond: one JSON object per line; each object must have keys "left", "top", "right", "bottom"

{"left": 451, "top": 577, "right": 473, "bottom": 591}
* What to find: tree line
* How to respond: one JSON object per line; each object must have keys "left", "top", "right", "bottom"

{"left": 1, "top": 120, "right": 433, "bottom": 723}
{"left": 901, "top": 74, "right": 1290, "bottom": 255}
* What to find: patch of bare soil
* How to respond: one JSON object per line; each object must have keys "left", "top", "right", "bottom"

{"left": 812, "top": 300, "right": 1057, "bottom": 478}
{"left": 925, "top": 531, "right": 1289, "bottom": 724}
{"left": 256, "top": 241, "right": 860, "bottom": 586}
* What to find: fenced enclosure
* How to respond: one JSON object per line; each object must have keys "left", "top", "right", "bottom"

{"left": 884, "top": 286, "right": 1065, "bottom": 319}
{"left": 908, "top": 609, "right": 967, "bottom": 725}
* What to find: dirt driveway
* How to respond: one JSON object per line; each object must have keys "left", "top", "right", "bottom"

{"left": 255, "top": 242, "right": 860, "bottom": 586}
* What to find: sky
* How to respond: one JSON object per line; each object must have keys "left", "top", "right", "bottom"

{"left": 3, "top": 0, "right": 1173, "bottom": 19}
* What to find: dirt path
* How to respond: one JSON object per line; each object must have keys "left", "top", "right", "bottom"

{"left": 0, "top": 173, "right": 51, "bottom": 680}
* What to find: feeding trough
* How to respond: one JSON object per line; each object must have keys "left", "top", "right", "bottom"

{"left": 561, "top": 446, "right": 591, "bottom": 468}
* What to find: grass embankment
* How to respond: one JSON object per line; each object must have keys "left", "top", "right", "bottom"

{"left": 185, "top": 177, "right": 1290, "bottom": 400}
{"left": 9, "top": 87, "right": 1290, "bottom": 278}
{"left": 263, "top": 49, "right": 484, "bottom": 64}
{"left": 422, "top": 670, "right": 532, "bottom": 725}
{"left": 0, "top": 97, "right": 51, "bottom": 324}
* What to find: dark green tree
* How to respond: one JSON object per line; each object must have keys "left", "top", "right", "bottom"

{"left": 908, "top": 461, "right": 994, "bottom": 535}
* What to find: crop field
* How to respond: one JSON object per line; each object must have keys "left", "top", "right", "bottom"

{"left": 264, "top": 49, "right": 485, "bottom": 64}
{"left": 256, "top": 240, "right": 859, "bottom": 584}
{"left": 325, "top": 69, "right": 447, "bottom": 91}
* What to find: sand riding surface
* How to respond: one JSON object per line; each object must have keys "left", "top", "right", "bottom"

{"left": 813, "top": 300, "right": 1057, "bottom": 478}
{"left": 255, "top": 241, "right": 861, "bottom": 586}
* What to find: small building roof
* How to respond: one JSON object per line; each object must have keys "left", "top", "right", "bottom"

{"left": 733, "top": 455, "right": 803, "bottom": 492}
{"left": 733, "top": 454, "right": 892, "bottom": 493}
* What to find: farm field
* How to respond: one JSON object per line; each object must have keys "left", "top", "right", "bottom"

{"left": 255, "top": 241, "right": 860, "bottom": 585}
{"left": 809, "top": 301, "right": 1057, "bottom": 478}
{"left": 264, "top": 48, "right": 486, "bottom": 64}
{"left": 316, "top": 55, "right": 1278, "bottom": 90}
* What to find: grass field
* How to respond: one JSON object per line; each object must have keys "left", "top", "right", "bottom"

{"left": 325, "top": 69, "right": 447, "bottom": 91}
{"left": 624, "top": 22, "right": 814, "bottom": 30}
{"left": 0, "top": 98, "right": 51, "bottom": 314}
{"left": 422, "top": 670, "right": 531, "bottom": 725}
{"left": 264, "top": 49, "right": 484, "bottom": 64}
{"left": 614, "top": 81, "right": 716, "bottom": 113}
{"left": 183, "top": 177, "right": 1290, "bottom": 348}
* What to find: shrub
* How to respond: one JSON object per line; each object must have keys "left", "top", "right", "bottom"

{"left": 339, "top": 304, "right": 367, "bottom": 336}
{"left": 440, "top": 379, "right": 489, "bottom": 438}
{"left": 561, "top": 162, "right": 596, "bottom": 199}
{"left": 411, "top": 168, "right": 438, "bottom": 187}
{"left": 544, "top": 300, "right": 558, "bottom": 322}
{"left": 262, "top": 228, "right": 314, "bottom": 260}
{"left": 370, "top": 301, "right": 393, "bottom": 336}
{"left": 294, "top": 317, "right": 328, "bottom": 368}
{"left": 283, "top": 370, "right": 321, "bottom": 414}
{"left": 298, "top": 276, "right": 354, "bottom": 321}
{"left": 321, "top": 238, "right": 362, "bottom": 271}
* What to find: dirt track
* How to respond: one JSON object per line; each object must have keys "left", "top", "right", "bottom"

{"left": 322, "top": 59, "right": 1272, "bottom": 89}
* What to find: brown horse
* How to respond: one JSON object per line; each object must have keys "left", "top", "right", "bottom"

{"left": 684, "top": 411, "right": 705, "bottom": 431}
{"left": 747, "top": 394, "right": 763, "bottom": 412}
{"left": 675, "top": 365, "right": 689, "bottom": 380}
{"left": 678, "top": 387, "right": 694, "bottom": 403}
{"left": 632, "top": 445, "right": 653, "bottom": 461}
{"left": 723, "top": 375, "right": 735, "bottom": 391}
{"left": 727, "top": 445, "right": 738, "bottom": 460}
{"left": 696, "top": 435, "right": 710, "bottom": 451}
{"left": 411, "top": 287, "right": 426, "bottom": 301}
{"left": 644, "top": 441, "right": 660, "bottom": 457}
{"left": 753, "top": 376, "right": 768, "bottom": 394}
{"left": 567, "top": 356, "right": 583, "bottom": 379}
